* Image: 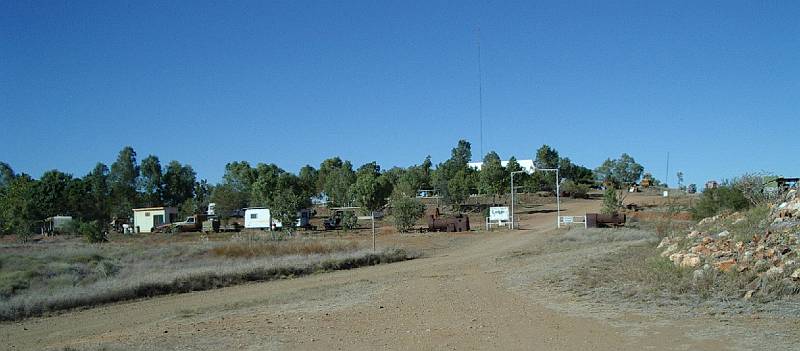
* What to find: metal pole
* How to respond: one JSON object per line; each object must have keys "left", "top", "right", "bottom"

{"left": 371, "top": 211, "right": 376, "bottom": 252}
{"left": 536, "top": 168, "right": 560, "bottom": 229}
{"left": 511, "top": 172, "right": 515, "bottom": 229}
{"left": 510, "top": 171, "right": 523, "bottom": 229}
{"left": 556, "top": 168, "right": 561, "bottom": 229}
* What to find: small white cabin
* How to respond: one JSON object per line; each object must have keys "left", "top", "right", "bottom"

{"left": 132, "top": 207, "right": 178, "bottom": 233}
{"left": 244, "top": 208, "right": 282, "bottom": 230}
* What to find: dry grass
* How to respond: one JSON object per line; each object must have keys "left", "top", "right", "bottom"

{"left": 0, "top": 238, "right": 415, "bottom": 321}
{"left": 555, "top": 228, "right": 659, "bottom": 244}
{"left": 557, "top": 228, "right": 800, "bottom": 316}
{"left": 210, "top": 240, "right": 358, "bottom": 258}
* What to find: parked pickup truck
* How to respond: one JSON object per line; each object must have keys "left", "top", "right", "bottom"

{"left": 154, "top": 214, "right": 209, "bottom": 233}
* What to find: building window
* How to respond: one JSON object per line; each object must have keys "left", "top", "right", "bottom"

{"left": 250, "top": 213, "right": 258, "bottom": 219}
{"left": 145, "top": 212, "right": 150, "bottom": 217}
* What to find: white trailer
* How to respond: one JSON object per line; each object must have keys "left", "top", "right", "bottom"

{"left": 244, "top": 208, "right": 282, "bottom": 230}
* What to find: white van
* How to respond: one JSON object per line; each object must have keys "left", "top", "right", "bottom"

{"left": 243, "top": 208, "right": 282, "bottom": 230}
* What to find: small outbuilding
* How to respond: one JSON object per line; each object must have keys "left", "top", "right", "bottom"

{"left": 132, "top": 207, "right": 178, "bottom": 233}
{"left": 41, "top": 216, "right": 73, "bottom": 235}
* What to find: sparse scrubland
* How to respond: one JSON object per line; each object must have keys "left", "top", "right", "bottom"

{"left": 550, "top": 186, "right": 800, "bottom": 317}
{"left": 0, "top": 235, "right": 414, "bottom": 321}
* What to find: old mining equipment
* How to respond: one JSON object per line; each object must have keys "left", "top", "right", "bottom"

{"left": 426, "top": 208, "right": 471, "bottom": 232}
{"left": 586, "top": 213, "right": 626, "bottom": 228}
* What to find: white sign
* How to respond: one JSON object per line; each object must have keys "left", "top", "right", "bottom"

{"left": 489, "top": 207, "right": 510, "bottom": 222}
{"left": 558, "top": 215, "right": 587, "bottom": 228}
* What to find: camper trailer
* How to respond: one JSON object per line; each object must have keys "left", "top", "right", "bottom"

{"left": 244, "top": 208, "right": 282, "bottom": 230}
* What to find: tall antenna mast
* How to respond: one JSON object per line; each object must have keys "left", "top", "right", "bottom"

{"left": 477, "top": 26, "right": 484, "bottom": 159}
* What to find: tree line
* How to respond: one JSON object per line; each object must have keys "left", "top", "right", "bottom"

{"left": 0, "top": 141, "right": 646, "bottom": 235}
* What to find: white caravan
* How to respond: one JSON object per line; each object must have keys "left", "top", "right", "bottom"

{"left": 243, "top": 208, "right": 282, "bottom": 230}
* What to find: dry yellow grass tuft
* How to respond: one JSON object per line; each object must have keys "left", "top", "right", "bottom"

{"left": 210, "top": 240, "right": 359, "bottom": 258}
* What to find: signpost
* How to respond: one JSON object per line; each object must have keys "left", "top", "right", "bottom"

{"left": 487, "top": 206, "right": 511, "bottom": 230}
{"left": 357, "top": 212, "right": 377, "bottom": 251}
{"left": 558, "top": 215, "right": 587, "bottom": 228}
{"left": 489, "top": 206, "right": 510, "bottom": 221}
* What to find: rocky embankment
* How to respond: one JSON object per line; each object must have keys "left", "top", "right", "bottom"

{"left": 658, "top": 189, "right": 800, "bottom": 299}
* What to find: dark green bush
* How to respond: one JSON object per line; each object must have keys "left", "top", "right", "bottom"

{"left": 562, "top": 180, "right": 590, "bottom": 199}
{"left": 391, "top": 196, "right": 425, "bottom": 232}
{"left": 77, "top": 220, "right": 107, "bottom": 243}
{"left": 341, "top": 211, "right": 358, "bottom": 231}
{"left": 691, "top": 185, "right": 750, "bottom": 220}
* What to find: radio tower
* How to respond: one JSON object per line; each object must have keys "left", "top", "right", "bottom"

{"left": 476, "top": 26, "right": 484, "bottom": 159}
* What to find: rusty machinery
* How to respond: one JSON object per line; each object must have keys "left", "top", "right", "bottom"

{"left": 426, "top": 208, "right": 471, "bottom": 232}
{"left": 586, "top": 213, "right": 626, "bottom": 228}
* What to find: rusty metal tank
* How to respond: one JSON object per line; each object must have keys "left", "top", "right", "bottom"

{"left": 586, "top": 213, "right": 626, "bottom": 228}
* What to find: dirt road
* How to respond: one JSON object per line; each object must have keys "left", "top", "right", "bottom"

{"left": 3, "top": 198, "right": 797, "bottom": 350}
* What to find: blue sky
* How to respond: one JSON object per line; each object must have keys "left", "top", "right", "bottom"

{"left": 2, "top": 1, "right": 799, "bottom": 186}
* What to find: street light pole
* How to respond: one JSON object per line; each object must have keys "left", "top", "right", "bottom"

{"left": 510, "top": 171, "right": 524, "bottom": 229}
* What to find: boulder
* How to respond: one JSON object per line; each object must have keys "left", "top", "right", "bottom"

{"left": 657, "top": 237, "right": 671, "bottom": 249}
{"left": 689, "top": 244, "right": 706, "bottom": 255}
{"left": 692, "top": 269, "right": 705, "bottom": 282}
{"left": 791, "top": 268, "right": 800, "bottom": 280}
{"left": 669, "top": 253, "right": 684, "bottom": 265}
{"left": 717, "top": 230, "right": 730, "bottom": 238}
{"left": 681, "top": 254, "right": 701, "bottom": 268}
{"left": 661, "top": 244, "right": 679, "bottom": 258}
{"left": 744, "top": 290, "right": 755, "bottom": 300}
{"left": 714, "top": 259, "right": 737, "bottom": 272}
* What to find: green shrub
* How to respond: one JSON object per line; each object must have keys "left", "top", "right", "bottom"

{"left": 391, "top": 196, "right": 425, "bottom": 232}
{"left": 77, "top": 220, "right": 106, "bottom": 243}
{"left": 341, "top": 211, "right": 358, "bottom": 231}
{"left": 562, "top": 180, "right": 590, "bottom": 199}
{"left": 601, "top": 188, "right": 619, "bottom": 215}
{"left": 691, "top": 185, "right": 750, "bottom": 220}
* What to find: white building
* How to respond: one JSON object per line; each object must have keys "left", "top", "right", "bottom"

{"left": 467, "top": 159, "right": 535, "bottom": 174}
{"left": 132, "top": 207, "right": 178, "bottom": 233}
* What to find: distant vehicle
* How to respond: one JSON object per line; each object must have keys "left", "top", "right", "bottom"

{"left": 153, "top": 214, "right": 209, "bottom": 233}
{"left": 322, "top": 207, "right": 362, "bottom": 230}
{"left": 295, "top": 209, "right": 316, "bottom": 230}
{"left": 323, "top": 210, "right": 343, "bottom": 230}
{"left": 109, "top": 217, "right": 130, "bottom": 233}
{"left": 244, "top": 208, "right": 282, "bottom": 231}
{"left": 687, "top": 184, "right": 697, "bottom": 194}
